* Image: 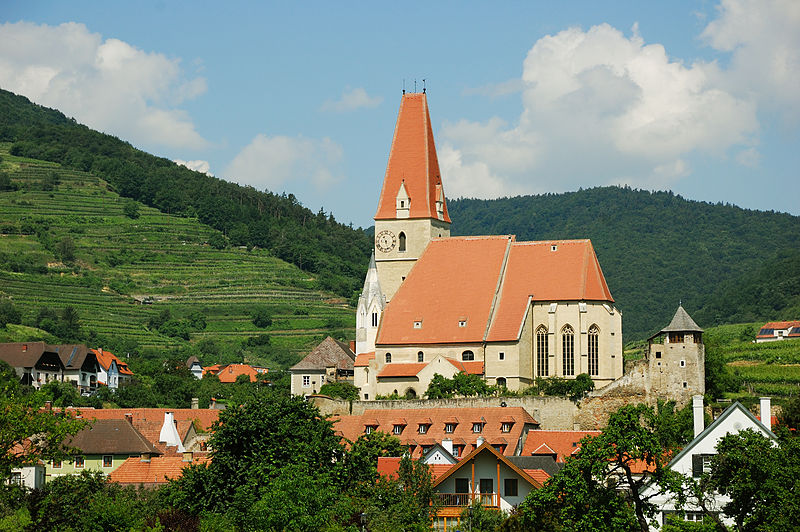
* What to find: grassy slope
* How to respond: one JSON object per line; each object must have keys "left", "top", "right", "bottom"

{"left": 0, "top": 144, "right": 354, "bottom": 368}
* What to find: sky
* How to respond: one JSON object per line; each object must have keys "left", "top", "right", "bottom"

{"left": 1, "top": 1, "right": 798, "bottom": 228}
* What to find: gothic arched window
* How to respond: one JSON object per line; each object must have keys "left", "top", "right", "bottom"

{"left": 417, "top": 351, "right": 424, "bottom": 362}
{"left": 536, "top": 326, "right": 549, "bottom": 377}
{"left": 385, "top": 352, "right": 392, "bottom": 363}
{"left": 588, "top": 325, "right": 599, "bottom": 376}
{"left": 462, "top": 350, "right": 475, "bottom": 361}
{"left": 562, "top": 325, "right": 575, "bottom": 376}
{"left": 398, "top": 232, "right": 407, "bottom": 252}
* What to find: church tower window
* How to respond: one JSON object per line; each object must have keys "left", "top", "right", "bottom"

{"left": 536, "top": 326, "right": 549, "bottom": 377}
{"left": 562, "top": 325, "right": 575, "bottom": 376}
{"left": 398, "top": 232, "right": 406, "bottom": 252}
{"left": 385, "top": 353, "right": 392, "bottom": 363}
{"left": 417, "top": 351, "right": 424, "bottom": 362}
{"left": 588, "top": 325, "right": 599, "bottom": 376}
{"left": 371, "top": 312, "right": 378, "bottom": 327}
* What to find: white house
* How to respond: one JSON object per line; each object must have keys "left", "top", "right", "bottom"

{"left": 643, "top": 396, "right": 777, "bottom": 529}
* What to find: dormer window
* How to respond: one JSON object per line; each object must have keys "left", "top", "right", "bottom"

{"left": 365, "top": 426, "right": 373, "bottom": 435}
{"left": 472, "top": 423, "right": 483, "bottom": 433}
{"left": 445, "top": 423, "right": 455, "bottom": 433}
{"left": 418, "top": 424, "right": 429, "bottom": 434}
{"left": 413, "top": 320, "right": 422, "bottom": 329}
{"left": 393, "top": 425, "right": 403, "bottom": 435}
{"left": 458, "top": 319, "right": 467, "bottom": 327}
{"left": 551, "top": 245, "right": 558, "bottom": 252}
{"left": 501, "top": 422, "right": 512, "bottom": 433}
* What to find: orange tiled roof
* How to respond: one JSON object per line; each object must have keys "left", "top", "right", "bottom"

{"left": 90, "top": 348, "right": 133, "bottom": 375}
{"left": 377, "top": 236, "right": 510, "bottom": 345}
{"left": 377, "top": 362, "right": 428, "bottom": 378}
{"left": 334, "top": 407, "right": 538, "bottom": 458}
{"left": 212, "top": 363, "right": 260, "bottom": 383}
{"left": 376, "top": 458, "right": 454, "bottom": 482}
{"left": 376, "top": 237, "right": 614, "bottom": 346}
{"left": 108, "top": 454, "right": 209, "bottom": 486}
{"left": 521, "top": 430, "right": 600, "bottom": 462}
{"left": 354, "top": 352, "right": 376, "bottom": 367}
{"left": 432, "top": 442, "right": 543, "bottom": 489}
{"left": 446, "top": 359, "right": 485, "bottom": 375}
{"left": 375, "top": 92, "right": 450, "bottom": 223}
{"left": 523, "top": 468, "right": 551, "bottom": 484}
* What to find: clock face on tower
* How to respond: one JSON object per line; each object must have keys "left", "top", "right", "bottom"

{"left": 376, "top": 230, "right": 396, "bottom": 253}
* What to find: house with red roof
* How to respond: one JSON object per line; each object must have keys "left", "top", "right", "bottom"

{"left": 91, "top": 348, "right": 133, "bottom": 389}
{"left": 333, "top": 407, "right": 538, "bottom": 460}
{"left": 756, "top": 320, "right": 800, "bottom": 342}
{"left": 203, "top": 363, "right": 266, "bottom": 383}
{"left": 109, "top": 452, "right": 209, "bottom": 488}
{"left": 354, "top": 92, "right": 622, "bottom": 400}
{"left": 289, "top": 336, "right": 355, "bottom": 396}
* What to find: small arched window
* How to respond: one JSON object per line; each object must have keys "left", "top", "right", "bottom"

{"left": 398, "top": 232, "right": 407, "bottom": 252}
{"left": 385, "top": 352, "right": 392, "bottom": 363}
{"left": 497, "top": 377, "right": 507, "bottom": 388}
{"left": 462, "top": 350, "right": 475, "bottom": 361}
{"left": 562, "top": 325, "right": 575, "bottom": 376}
{"left": 417, "top": 351, "right": 424, "bottom": 362}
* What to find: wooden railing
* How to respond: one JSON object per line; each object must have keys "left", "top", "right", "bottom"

{"left": 435, "top": 493, "right": 498, "bottom": 507}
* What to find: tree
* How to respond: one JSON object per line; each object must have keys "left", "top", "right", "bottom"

{"left": 55, "top": 236, "right": 75, "bottom": 262}
{"left": 345, "top": 431, "right": 405, "bottom": 486}
{"left": 250, "top": 307, "right": 273, "bottom": 328}
{"left": 122, "top": 199, "right": 140, "bottom": 219}
{"left": 778, "top": 393, "right": 800, "bottom": 431}
{"left": 0, "top": 298, "right": 21, "bottom": 327}
{"left": 0, "top": 361, "right": 87, "bottom": 480}
{"left": 319, "top": 381, "right": 359, "bottom": 401}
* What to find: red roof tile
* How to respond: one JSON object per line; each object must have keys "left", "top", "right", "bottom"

{"left": 377, "top": 362, "right": 427, "bottom": 378}
{"left": 377, "top": 236, "right": 511, "bottom": 345}
{"left": 377, "top": 456, "right": 402, "bottom": 479}
{"left": 212, "top": 364, "right": 260, "bottom": 383}
{"left": 523, "top": 468, "right": 551, "bottom": 484}
{"left": 90, "top": 348, "right": 133, "bottom": 375}
{"left": 375, "top": 93, "right": 450, "bottom": 223}
{"left": 354, "top": 352, "right": 375, "bottom": 367}
{"left": 335, "top": 407, "right": 538, "bottom": 458}
{"left": 521, "top": 430, "right": 600, "bottom": 462}
{"left": 108, "top": 454, "right": 209, "bottom": 486}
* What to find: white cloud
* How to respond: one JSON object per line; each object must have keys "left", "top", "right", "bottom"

{"left": 321, "top": 87, "right": 382, "bottom": 112}
{"left": 174, "top": 159, "right": 212, "bottom": 174}
{"left": 702, "top": 0, "right": 800, "bottom": 124}
{"left": 0, "top": 22, "right": 208, "bottom": 150}
{"left": 224, "top": 134, "right": 343, "bottom": 193}
{"left": 441, "top": 18, "right": 764, "bottom": 199}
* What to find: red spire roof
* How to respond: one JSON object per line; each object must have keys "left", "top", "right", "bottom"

{"left": 374, "top": 92, "right": 450, "bottom": 223}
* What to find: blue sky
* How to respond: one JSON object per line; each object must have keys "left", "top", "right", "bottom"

{"left": 2, "top": 1, "right": 798, "bottom": 228}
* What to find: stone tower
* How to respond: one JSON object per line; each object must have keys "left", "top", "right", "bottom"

{"left": 646, "top": 305, "right": 705, "bottom": 402}
{"left": 373, "top": 92, "right": 451, "bottom": 302}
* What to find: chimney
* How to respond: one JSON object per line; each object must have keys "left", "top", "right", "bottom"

{"left": 159, "top": 412, "right": 185, "bottom": 452}
{"left": 125, "top": 413, "right": 133, "bottom": 424}
{"left": 349, "top": 340, "right": 356, "bottom": 353}
{"left": 442, "top": 439, "right": 453, "bottom": 455}
{"left": 182, "top": 451, "right": 193, "bottom": 462}
{"left": 760, "top": 397, "right": 771, "bottom": 431}
{"left": 191, "top": 397, "right": 199, "bottom": 410}
{"left": 692, "top": 395, "right": 704, "bottom": 437}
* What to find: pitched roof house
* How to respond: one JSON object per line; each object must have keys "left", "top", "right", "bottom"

{"left": 203, "top": 363, "right": 266, "bottom": 383}
{"left": 290, "top": 336, "right": 355, "bottom": 396}
{"left": 0, "top": 342, "right": 65, "bottom": 388}
{"left": 333, "top": 407, "right": 538, "bottom": 459}
{"left": 91, "top": 348, "right": 133, "bottom": 389}
{"left": 756, "top": 320, "right": 800, "bottom": 342}
{"left": 642, "top": 396, "right": 777, "bottom": 529}
{"left": 109, "top": 453, "right": 209, "bottom": 488}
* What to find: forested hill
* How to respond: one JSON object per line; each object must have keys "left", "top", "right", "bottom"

{"left": 448, "top": 188, "right": 800, "bottom": 340}
{"left": 0, "top": 89, "right": 372, "bottom": 299}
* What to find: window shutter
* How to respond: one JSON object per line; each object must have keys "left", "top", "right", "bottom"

{"left": 692, "top": 454, "right": 703, "bottom": 477}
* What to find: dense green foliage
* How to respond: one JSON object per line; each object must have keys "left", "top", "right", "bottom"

{"left": 0, "top": 88, "right": 372, "bottom": 300}
{"left": 425, "top": 372, "right": 494, "bottom": 399}
{"left": 318, "top": 380, "right": 360, "bottom": 400}
{"left": 448, "top": 188, "right": 800, "bottom": 340}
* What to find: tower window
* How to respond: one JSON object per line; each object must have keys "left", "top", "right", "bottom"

{"left": 398, "top": 232, "right": 406, "bottom": 252}
{"left": 400, "top": 200, "right": 405, "bottom": 208}
{"left": 417, "top": 351, "right": 424, "bottom": 362}
{"left": 385, "top": 353, "right": 392, "bottom": 363}
{"left": 371, "top": 312, "right": 378, "bottom": 327}
{"left": 562, "top": 325, "right": 575, "bottom": 376}
{"left": 499, "top": 351, "right": 505, "bottom": 361}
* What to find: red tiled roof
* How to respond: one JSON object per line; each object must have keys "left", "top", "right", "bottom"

{"left": 354, "top": 352, "right": 375, "bottom": 367}
{"left": 375, "top": 92, "right": 450, "bottom": 223}
{"left": 108, "top": 454, "right": 209, "bottom": 486}
{"left": 377, "top": 362, "right": 427, "bottom": 378}
{"left": 446, "top": 358, "right": 485, "bottom": 375}
{"left": 523, "top": 468, "right": 551, "bottom": 484}
{"left": 335, "top": 407, "right": 538, "bottom": 458}
{"left": 376, "top": 457, "right": 453, "bottom": 482}
{"left": 377, "top": 236, "right": 510, "bottom": 345}
{"left": 521, "top": 430, "right": 601, "bottom": 462}
{"left": 487, "top": 240, "right": 613, "bottom": 341}
{"left": 90, "top": 348, "right": 133, "bottom": 375}
{"left": 376, "top": 237, "right": 614, "bottom": 346}
{"left": 760, "top": 321, "right": 800, "bottom": 329}
{"left": 432, "top": 442, "right": 543, "bottom": 489}
{"left": 211, "top": 364, "right": 260, "bottom": 383}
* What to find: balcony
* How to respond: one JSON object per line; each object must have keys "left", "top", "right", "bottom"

{"left": 435, "top": 492, "right": 498, "bottom": 508}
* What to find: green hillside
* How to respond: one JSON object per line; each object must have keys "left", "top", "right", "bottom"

{"left": 0, "top": 88, "right": 372, "bottom": 301}
{"left": 0, "top": 144, "right": 354, "bottom": 368}
{"left": 448, "top": 188, "right": 800, "bottom": 340}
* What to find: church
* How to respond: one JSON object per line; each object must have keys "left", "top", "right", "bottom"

{"left": 354, "top": 92, "right": 622, "bottom": 400}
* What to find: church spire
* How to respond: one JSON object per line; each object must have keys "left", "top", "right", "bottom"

{"left": 374, "top": 92, "right": 450, "bottom": 223}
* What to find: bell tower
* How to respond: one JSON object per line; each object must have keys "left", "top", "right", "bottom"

{"left": 373, "top": 91, "right": 451, "bottom": 301}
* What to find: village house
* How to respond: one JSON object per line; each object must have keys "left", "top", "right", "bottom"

{"left": 91, "top": 348, "right": 133, "bottom": 389}
{"left": 354, "top": 92, "right": 623, "bottom": 400}
{"left": 203, "top": 362, "right": 267, "bottom": 383}
{"left": 289, "top": 336, "right": 355, "bottom": 396}
{"left": 755, "top": 320, "right": 800, "bottom": 342}
{"left": 0, "top": 342, "right": 65, "bottom": 389}
{"left": 642, "top": 396, "right": 777, "bottom": 529}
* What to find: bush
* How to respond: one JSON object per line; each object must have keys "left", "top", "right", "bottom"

{"left": 123, "top": 200, "right": 140, "bottom": 219}
{"left": 251, "top": 307, "right": 273, "bottom": 328}
{"left": 319, "top": 381, "right": 360, "bottom": 401}
{"left": 0, "top": 299, "right": 21, "bottom": 327}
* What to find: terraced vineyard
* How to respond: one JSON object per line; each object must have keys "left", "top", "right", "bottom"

{"left": 0, "top": 143, "right": 355, "bottom": 367}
